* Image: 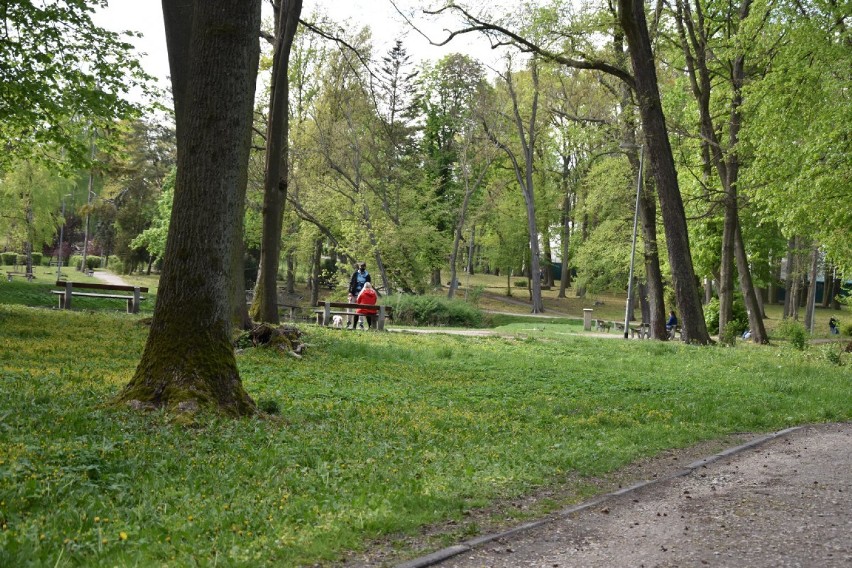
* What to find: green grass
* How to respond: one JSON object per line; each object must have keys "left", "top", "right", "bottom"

{"left": 0, "top": 277, "right": 156, "bottom": 315}
{"left": 0, "top": 304, "right": 850, "bottom": 566}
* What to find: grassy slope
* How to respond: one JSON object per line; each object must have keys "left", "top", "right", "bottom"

{"left": 0, "top": 302, "right": 849, "bottom": 566}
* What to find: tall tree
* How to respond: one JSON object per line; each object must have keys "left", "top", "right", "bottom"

{"left": 481, "top": 58, "right": 546, "bottom": 313}
{"left": 427, "top": 2, "right": 710, "bottom": 342}
{"left": 671, "top": 0, "right": 768, "bottom": 343}
{"left": 251, "top": 0, "right": 303, "bottom": 324}
{"left": 617, "top": 0, "right": 710, "bottom": 343}
{"left": 117, "top": 0, "right": 261, "bottom": 415}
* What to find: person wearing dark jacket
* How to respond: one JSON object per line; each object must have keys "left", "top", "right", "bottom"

{"left": 348, "top": 262, "right": 371, "bottom": 299}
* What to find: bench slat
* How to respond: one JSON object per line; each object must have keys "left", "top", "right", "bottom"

{"left": 51, "top": 291, "right": 145, "bottom": 300}
{"left": 55, "top": 280, "right": 148, "bottom": 293}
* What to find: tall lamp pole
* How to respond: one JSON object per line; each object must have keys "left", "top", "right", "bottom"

{"left": 56, "top": 194, "right": 72, "bottom": 280}
{"left": 623, "top": 144, "right": 644, "bottom": 339}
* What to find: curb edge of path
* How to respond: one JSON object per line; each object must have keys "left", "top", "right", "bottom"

{"left": 395, "top": 426, "right": 804, "bottom": 568}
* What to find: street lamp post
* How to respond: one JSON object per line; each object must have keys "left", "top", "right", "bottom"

{"left": 623, "top": 144, "right": 644, "bottom": 339}
{"left": 56, "top": 194, "right": 72, "bottom": 280}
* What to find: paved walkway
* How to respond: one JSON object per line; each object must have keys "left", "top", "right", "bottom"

{"left": 92, "top": 270, "right": 130, "bottom": 287}
{"left": 396, "top": 422, "right": 851, "bottom": 568}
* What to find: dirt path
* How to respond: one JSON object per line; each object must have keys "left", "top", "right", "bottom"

{"left": 91, "top": 270, "right": 130, "bottom": 287}
{"left": 396, "top": 422, "right": 851, "bottom": 568}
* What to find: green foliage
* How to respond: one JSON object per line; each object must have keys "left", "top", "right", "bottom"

{"left": 840, "top": 322, "right": 852, "bottom": 337}
{"left": 386, "top": 293, "right": 484, "bottom": 327}
{"left": 718, "top": 325, "right": 739, "bottom": 347}
{"left": 30, "top": 252, "right": 42, "bottom": 266}
{"left": 703, "top": 297, "right": 749, "bottom": 336}
{"left": 15, "top": 254, "right": 26, "bottom": 266}
{"left": 0, "top": 0, "right": 152, "bottom": 171}
{"left": 0, "top": 305, "right": 849, "bottom": 566}
{"left": 514, "top": 279, "right": 528, "bottom": 288}
{"left": 0, "top": 253, "right": 15, "bottom": 265}
{"left": 777, "top": 318, "right": 808, "bottom": 350}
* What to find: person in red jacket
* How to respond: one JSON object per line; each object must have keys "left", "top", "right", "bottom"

{"left": 354, "top": 281, "right": 378, "bottom": 330}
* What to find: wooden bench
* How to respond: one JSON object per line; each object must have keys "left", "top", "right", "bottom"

{"left": 629, "top": 323, "right": 650, "bottom": 339}
{"left": 6, "top": 271, "right": 34, "bottom": 282}
{"left": 52, "top": 280, "right": 148, "bottom": 314}
{"left": 314, "top": 301, "right": 393, "bottom": 331}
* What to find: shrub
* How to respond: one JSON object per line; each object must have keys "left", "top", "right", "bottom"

{"left": 465, "top": 284, "right": 486, "bottom": 307}
{"left": 703, "top": 296, "right": 748, "bottom": 335}
{"left": 1, "top": 252, "right": 17, "bottom": 265}
{"left": 513, "top": 279, "right": 527, "bottom": 288}
{"left": 777, "top": 318, "right": 808, "bottom": 350}
{"left": 841, "top": 322, "right": 852, "bottom": 337}
{"left": 718, "top": 325, "right": 739, "bottom": 347}
{"left": 84, "top": 256, "right": 101, "bottom": 270}
{"left": 16, "top": 254, "right": 26, "bottom": 266}
{"left": 818, "top": 344, "right": 844, "bottom": 366}
{"left": 386, "top": 293, "right": 484, "bottom": 327}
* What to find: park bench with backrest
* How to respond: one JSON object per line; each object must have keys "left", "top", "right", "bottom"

{"left": 313, "top": 301, "right": 393, "bottom": 331}
{"left": 629, "top": 322, "right": 650, "bottom": 339}
{"left": 53, "top": 280, "right": 148, "bottom": 314}
{"left": 6, "top": 271, "right": 34, "bottom": 282}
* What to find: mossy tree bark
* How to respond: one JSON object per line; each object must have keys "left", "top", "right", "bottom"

{"left": 117, "top": 0, "right": 261, "bottom": 415}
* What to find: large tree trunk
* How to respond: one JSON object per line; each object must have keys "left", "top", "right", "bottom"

{"left": 118, "top": 0, "right": 261, "bottom": 415}
{"left": 251, "top": 0, "right": 302, "bottom": 324}
{"left": 618, "top": 0, "right": 710, "bottom": 343}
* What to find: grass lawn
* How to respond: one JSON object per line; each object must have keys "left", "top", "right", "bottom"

{"left": 0, "top": 299, "right": 849, "bottom": 566}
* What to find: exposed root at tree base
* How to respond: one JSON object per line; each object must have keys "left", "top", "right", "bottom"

{"left": 235, "top": 322, "right": 306, "bottom": 357}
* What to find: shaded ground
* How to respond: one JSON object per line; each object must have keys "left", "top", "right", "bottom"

{"left": 382, "top": 422, "right": 850, "bottom": 568}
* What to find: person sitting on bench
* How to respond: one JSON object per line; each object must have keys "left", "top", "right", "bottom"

{"left": 666, "top": 310, "right": 678, "bottom": 338}
{"left": 353, "top": 282, "right": 378, "bottom": 330}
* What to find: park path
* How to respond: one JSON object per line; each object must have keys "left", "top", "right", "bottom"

{"left": 92, "top": 270, "right": 130, "bottom": 287}
{"left": 392, "top": 422, "right": 851, "bottom": 568}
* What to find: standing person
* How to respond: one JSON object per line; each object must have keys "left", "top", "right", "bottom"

{"left": 347, "top": 262, "right": 371, "bottom": 328}
{"left": 829, "top": 317, "right": 839, "bottom": 335}
{"left": 353, "top": 282, "right": 378, "bottom": 330}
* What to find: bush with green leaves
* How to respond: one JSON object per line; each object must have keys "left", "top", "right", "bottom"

{"left": 514, "top": 279, "right": 527, "bottom": 288}
{"left": 385, "top": 293, "right": 484, "bottom": 327}
{"left": 703, "top": 296, "right": 749, "bottom": 335}
{"left": 718, "top": 324, "right": 739, "bottom": 347}
{"left": 15, "top": 254, "right": 26, "bottom": 266}
{"left": 0, "top": 253, "right": 14, "bottom": 265}
{"left": 30, "top": 252, "right": 42, "bottom": 266}
{"left": 840, "top": 321, "right": 852, "bottom": 337}
{"left": 777, "top": 318, "right": 808, "bottom": 350}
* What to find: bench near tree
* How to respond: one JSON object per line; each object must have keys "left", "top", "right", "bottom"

{"left": 53, "top": 280, "right": 148, "bottom": 314}
{"left": 314, "top": 301, "right": 393, "bottom": 331}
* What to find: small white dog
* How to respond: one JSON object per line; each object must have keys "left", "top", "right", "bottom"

{"left": 331, "top": 315, "right": 344, "bottom": 328}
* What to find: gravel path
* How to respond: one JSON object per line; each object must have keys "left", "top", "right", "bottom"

{"left": 397, "top": 422, "right": 851, "bottom": 568}
{"left": 91, "top": 270, "right": 130, "bottom": 287}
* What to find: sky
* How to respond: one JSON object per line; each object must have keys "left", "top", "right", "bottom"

{"left": 93, "top": 0, "right": 511, "bottom": 96}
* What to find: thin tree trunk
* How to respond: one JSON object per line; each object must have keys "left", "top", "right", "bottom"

{"left": 804, "top": 245, "right": 819, "bottom": 332}
{"left": 310, "top": 238, "right": 321, "bottom": 307}
{"left": 466, "top": 225, "right": 476, "bottom": 275}
{"left": 251, "top": 0, "right": 303, "bottom": 324}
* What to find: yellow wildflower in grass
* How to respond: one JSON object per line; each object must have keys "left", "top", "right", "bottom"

{"left": 119, "top": 532, "right": 128, "bottom": 541}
